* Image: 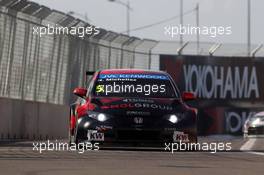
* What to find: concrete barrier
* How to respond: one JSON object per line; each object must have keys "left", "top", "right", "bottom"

{"left": 0, "top": 97, "right": 68, "bottom": 140}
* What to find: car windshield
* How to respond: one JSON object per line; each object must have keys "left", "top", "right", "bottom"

{"left": 255, "top": 115, "right": 264, "bottom": 119}
{"left": 249, "top": 115, "right": 264, "bottom": 121}
{"left": 93, "top": 73, "right": 178, "bottom": 98}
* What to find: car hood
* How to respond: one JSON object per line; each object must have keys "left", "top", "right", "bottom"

{"left": 91, "top": 97, "right": 185, "bottom": 117}
{"left": 248, "top": 117, "right": 264, "bottom": 126}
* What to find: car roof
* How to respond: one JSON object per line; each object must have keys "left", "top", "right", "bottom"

{"left": 99, "top": 69, "right": 167, "bottom": 75}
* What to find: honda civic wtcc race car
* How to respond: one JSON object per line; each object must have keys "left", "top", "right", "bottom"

{"left": 69, "top": 69, "right": 198, "bottom": 146}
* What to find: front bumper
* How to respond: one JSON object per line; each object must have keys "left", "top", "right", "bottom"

{"left": 247, "top": 126, "right": 264, "bottom": 135}
{"left": 77, "top": 116, "right": 197, "bottom": 144}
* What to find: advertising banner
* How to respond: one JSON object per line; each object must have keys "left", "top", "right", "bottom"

{"left": 160, "top": 55, "right": 264, "bottom": 135}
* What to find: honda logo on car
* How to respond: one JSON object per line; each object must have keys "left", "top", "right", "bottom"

{"left": 134, "top": 117, "right": 143, "bottom": 124}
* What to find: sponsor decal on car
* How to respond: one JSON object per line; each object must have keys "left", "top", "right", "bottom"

{"left": 96, "top": 85, "right": 104, "bottom": 93}
{"left": 102, "top": 78, "right": 137, "bottom": 82}
{"left": 87, "top": 130, "right": 104, "bottom": 141}
{"left": 101, "top": 103, "right": 173, "bottom": 110}
{"left": 99, "top": 74, "right": 169, "bottom": 80}
{"left": 173, "top": 131, "right": 189, "bottom": 142}
{"left": 95, "top": 125, "right": 113, "bottom": 131}
{"left": 123, "top": 98, "right": 154, "bottom": 103}
{"left": 126, "top": 111, "right": 151, "bottom": 116}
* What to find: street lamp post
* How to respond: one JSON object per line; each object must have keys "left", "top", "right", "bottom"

{"left": 109, "top": 0, "right": 132, "bottom": 35}
{"left": 180, "top": 0, "right": 183, "bottom": 45}
{"left": 247, "top": 0, "right": 251, "bottom": 56}
{"left": 196, "top": 3, "right": 200, "bottom": 53}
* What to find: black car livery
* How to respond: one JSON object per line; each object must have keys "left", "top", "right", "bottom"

{"left": 69, "top": 69, "right": 198, "bottom": 146}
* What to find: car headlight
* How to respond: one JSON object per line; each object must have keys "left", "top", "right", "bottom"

{"left": 84, "top": 121, "right": 90, "bottom": 128}
{"left": 168, "top": 114, "right": 179, "bottom": 124}
{"left": 88, "top": 112, "right": 108, "bottom": 122}
{"left": 97, "top": 113, "right": 107, "bottom": 122}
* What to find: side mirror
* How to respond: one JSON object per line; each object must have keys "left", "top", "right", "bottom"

{"left": 182, "top": 92, "right": 196, "bottom": 101}
{"left": 73, "top": 87, "right": 87, "bottom": 98}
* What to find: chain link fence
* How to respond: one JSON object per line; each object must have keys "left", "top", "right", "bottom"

{"left": 0, "top": 1, "right": 158, "bottom": 105}
{"left": 1, "top": 0, "right": 263, "bottom": 105}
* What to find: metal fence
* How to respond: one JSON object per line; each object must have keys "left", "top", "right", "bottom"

{"left": 0, "top": 1, "right": 159, "bottom": 105}
{"left": 0, "top": 0, "right": 264, "bottom": 105}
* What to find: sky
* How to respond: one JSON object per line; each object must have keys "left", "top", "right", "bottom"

{"left": 31, "top": 0, "right": 263, "bottom": 45}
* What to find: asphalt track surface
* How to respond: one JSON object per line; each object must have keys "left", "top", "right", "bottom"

{"left": 0, "top": 137, "right": 263, "bottom": 175}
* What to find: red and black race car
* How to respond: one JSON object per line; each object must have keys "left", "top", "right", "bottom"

{"left": 69, "top": 69, "right": 198, "bottom": 146}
